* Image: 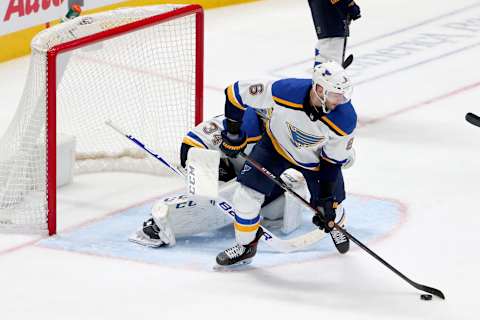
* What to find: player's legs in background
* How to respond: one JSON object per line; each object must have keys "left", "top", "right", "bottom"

{"left": 308, "top": 0, "right": 347, "bottom": 66}
{"left": 314, "top": 37, "right": 344, "bottom": 66}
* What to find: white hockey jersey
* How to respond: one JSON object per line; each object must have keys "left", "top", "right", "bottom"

{"left": 225, "top": 78, "right": 357, "bottom": 171}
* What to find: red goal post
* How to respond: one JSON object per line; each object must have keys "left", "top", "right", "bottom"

{"left": 0, "top": 4, "right": 204, "bottom": 235}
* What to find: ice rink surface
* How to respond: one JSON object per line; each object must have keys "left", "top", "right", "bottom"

{"left": 1, "top": 0, "right": 480, "bottom": 319}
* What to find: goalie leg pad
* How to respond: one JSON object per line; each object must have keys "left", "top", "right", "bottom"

{"left": 280, "top": 169, "right": 308, "bottom": 234}
{"left": 151, "top": 201, "right": 176, "bottom": 246}
{"left": 155, "top": 193, "right": 233, "bottom": 238}
{"left": 258, "top": 169, "right": 309, "bottom": 234}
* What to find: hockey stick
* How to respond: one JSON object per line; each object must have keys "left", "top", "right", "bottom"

{"left": 341, "top": 16, "right": 349, "bottom": 63}
{"left": 106, "top": 120, "right": 184, "bottom": 176}
{"left": 239, "top": 152, "right": 446, "bottom": 299}
{"left": 466, "top": 112, "right": 480, "bottom": 127}
{"left": 340, "top": 14, "right": 353, "bottom": 69}
{"left": 342, "top": 54, "right": 353, "bottom": 69}
{"left": 105, "top": 120, "right": 331, "bottom": 253}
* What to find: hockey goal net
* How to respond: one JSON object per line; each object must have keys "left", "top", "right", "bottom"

{"left": 0, "top": 4, "right": 203, "bottom": 235}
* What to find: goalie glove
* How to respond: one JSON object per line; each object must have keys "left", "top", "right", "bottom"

{"left": 220, "top": 118, "right": 247, "bottom": 158}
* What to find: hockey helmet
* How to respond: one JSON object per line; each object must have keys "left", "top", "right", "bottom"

{"left": 312, "top": 61, "right": 353, "bottom": 112}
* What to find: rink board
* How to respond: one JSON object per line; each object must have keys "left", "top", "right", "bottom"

{"left": 39, "top": 194, "right": 405, "bottom": 271}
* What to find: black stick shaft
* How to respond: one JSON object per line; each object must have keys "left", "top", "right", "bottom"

{"left": 239, "top": 152, "right": 445, "bottom": 299}
{"left": 342, "top": 17, "right": 349, "bottom": 63}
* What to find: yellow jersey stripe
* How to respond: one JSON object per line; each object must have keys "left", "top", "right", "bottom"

{"left": 223, "top": 139, "right": 247, "bottom": 151}
{"left": 234, "top": 222, "right": 260, "bottom": 232}
{"left": 266, "top": 122, "right": 297, "bottom": 164}
{"left": 273, "top": 96, "right": 303, "bottom": 109}
{"left": 182, "top": 137, "right": 206, "bottom": 149}
{"left": 321, "top": 156, "right": 336, "bottom": 164}
{"left": 320, "top": 116, "right": 348, "bottom": 136}
{"left": 246, "top": 135, "right": 261, "bottom": 143}
{"left": 227, "top": 85, "right": 245, "bottom": 110}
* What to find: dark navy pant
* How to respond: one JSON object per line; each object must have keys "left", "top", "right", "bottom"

{"left": 308, "top": 0, "right": 349, "bottom": 39}
{"left": 237, "top": 135, "right": 345, "bottom": 206}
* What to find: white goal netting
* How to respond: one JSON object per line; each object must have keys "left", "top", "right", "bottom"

{"left": 0, "top": 5, "right": 202, "bottom": 234}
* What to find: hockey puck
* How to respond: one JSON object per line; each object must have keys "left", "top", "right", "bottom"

{"left": 420, "top": 294, "right": 432, "bottom": 301}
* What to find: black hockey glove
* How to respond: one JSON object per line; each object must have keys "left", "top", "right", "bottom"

{"left": 220, "top": 118, "right": 247, "bottom": 158}
{"left": 312, "top": 198, "right": 337, "bottom": 233}
{"left": 346, "top": 1, "right": 361, "bottom": 21}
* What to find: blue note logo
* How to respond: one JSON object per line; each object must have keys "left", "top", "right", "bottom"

{"left": 287, "top": 122, "right": 325, "bottom": 148}
{"left": 241, "top": 164, "right": 252, "bottom": 175}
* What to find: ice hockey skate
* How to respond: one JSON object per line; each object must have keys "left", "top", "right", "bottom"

{"left": 129, "top": 218, "right": 167, "bottom": 248}
{"left": 215, "top": 227, "right": 264, "bottom": 268}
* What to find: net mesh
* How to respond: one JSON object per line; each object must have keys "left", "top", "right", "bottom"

{"left": 0, "top": 5, "right": 200, "bottom": 233}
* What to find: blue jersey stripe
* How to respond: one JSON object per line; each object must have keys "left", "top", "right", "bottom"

{"left": 186, "top": 132, "right": 209, "bottom": 149}
{"left": 233, "top": 82, "right": 244, "bottom": 106}
{"left": 321, "top": 148, "right": 347, "bottom": 165}
{"left": 235, "top": 214, "right": 261, "bottom": 225}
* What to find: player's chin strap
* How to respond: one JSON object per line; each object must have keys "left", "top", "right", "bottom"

{"left": 237, "top": 151, "right": 445, "bottom": 300}
{"left": 105, "top": 119, "right": 330, "bottom": 253}
{"left": 312, "top": 86, "right": 331, "bottom": 115}
{"left": 319, "top": 94, "right": 330, "bottom": 114}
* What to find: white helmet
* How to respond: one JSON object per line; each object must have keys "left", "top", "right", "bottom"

{"left": 312, "top": 61, "right": 353, "bottom": 113}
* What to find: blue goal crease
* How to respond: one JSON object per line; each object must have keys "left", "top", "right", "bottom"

{"left": 39, "top": 195, "right": 404, "bottom": 271}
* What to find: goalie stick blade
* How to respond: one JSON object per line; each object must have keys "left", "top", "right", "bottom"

{"left": 258, "top": 212, "right": 346, "bottom": 253}
{"left": 466, "top": 112, "right": 480, "bottom": 127}
{"left": 260, "top": 228, "right": 326, "bottom": 253}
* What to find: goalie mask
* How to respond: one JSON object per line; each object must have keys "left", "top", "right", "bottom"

{"left": 312, "top": 61, "right": 353, "bottom": 114}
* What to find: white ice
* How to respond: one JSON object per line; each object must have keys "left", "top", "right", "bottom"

{"left": 1, "top": 0, "right": 479, "bottom": 319}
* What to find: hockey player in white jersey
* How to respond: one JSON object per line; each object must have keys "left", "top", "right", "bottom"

{"left": 131, "top": 102, "right": 354, "bottom": 248}
{"left": 130, "top": 106, "right": 338, "bottom": 248}
{"left": 216, "top": 60, "right": 356, "bottom": 266}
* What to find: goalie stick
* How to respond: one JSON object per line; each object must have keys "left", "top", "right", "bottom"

{"left": 466, "top": 112, "right": 480, "bottom": 127}
{"left": 105, "top": 120, "right": 334, "bottom": 253}
{"left": 239, "top": 152, "right": 446, "bottom": 299}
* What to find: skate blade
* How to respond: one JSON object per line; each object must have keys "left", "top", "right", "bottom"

{"left": 213, "top": 258, "right": 253, "bottom": 272}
